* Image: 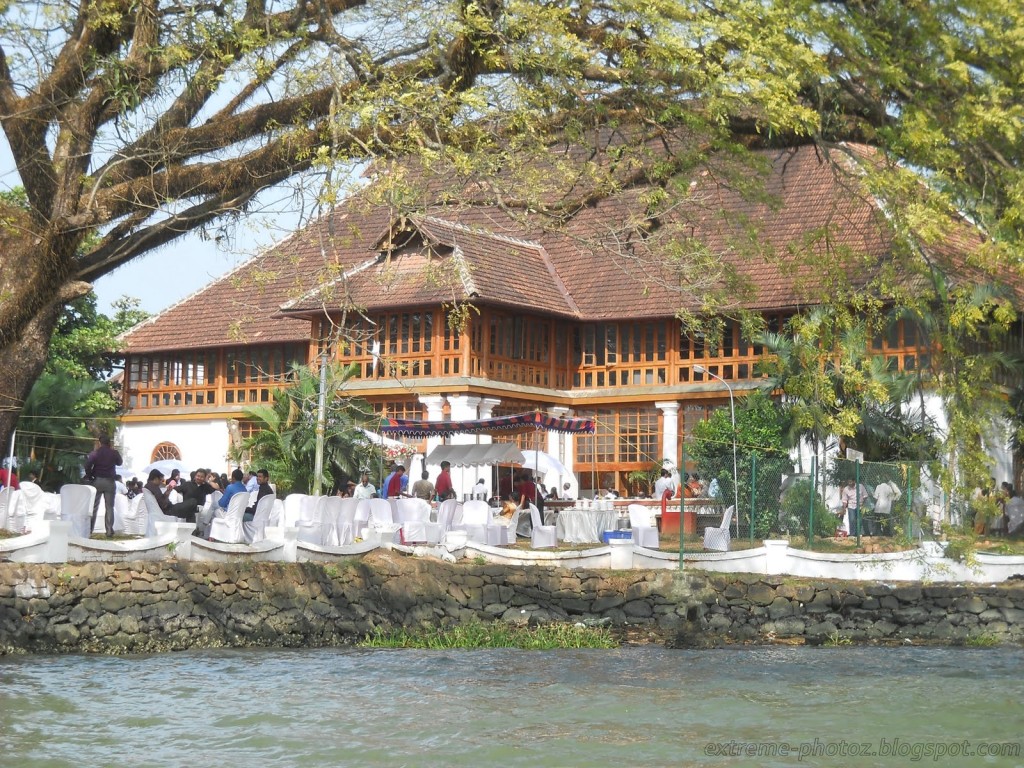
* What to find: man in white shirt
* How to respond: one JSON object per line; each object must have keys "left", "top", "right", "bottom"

{"left": 352, "top": 472, "right": 376, "bottom": 500}
{"left": 654, "top": 468, "right": 676, "bottom": 500}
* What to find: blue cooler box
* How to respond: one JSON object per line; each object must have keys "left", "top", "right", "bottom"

{"left": 601, "top": 530, "right": 633, "bottom": 544}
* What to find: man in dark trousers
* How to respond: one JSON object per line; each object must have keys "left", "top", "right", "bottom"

{"left": 85, "top": 435, "right": 122, "bottom": 537}
{"left": 169, "top": 468, "right": 214, "bottom": 523}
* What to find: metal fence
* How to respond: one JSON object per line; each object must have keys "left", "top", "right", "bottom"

{"left": 680, "top": 443, "right": 941, "bottom": 549}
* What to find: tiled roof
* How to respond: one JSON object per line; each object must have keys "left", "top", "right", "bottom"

{"left": 123, "top": 143, "right": 985, "bottom": 352}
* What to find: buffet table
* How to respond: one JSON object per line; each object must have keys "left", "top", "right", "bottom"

{"left": 554, "top": 508, "right": 620, "bottom": 544}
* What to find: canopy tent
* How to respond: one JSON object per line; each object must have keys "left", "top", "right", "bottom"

{"left": 520, "top": 449, "right": 568, "bottom": 477}
{"left": 425, "top": 443, "right": 525, "bottom": 468}
{"left": 380, "top": 411, "right": 595, "bottom": 438}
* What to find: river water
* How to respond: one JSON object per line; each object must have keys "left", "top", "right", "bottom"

{"left": 1, "top": 645, "right": 1022, "bottom": 767}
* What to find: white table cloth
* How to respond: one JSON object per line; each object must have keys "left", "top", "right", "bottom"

{"left": 555, "top": 508, "right": 619, "bottom": 544}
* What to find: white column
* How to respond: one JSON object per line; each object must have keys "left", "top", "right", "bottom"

{"left": 446, "top": 395, "right": 482, "bottom": 498}
{"left": 656, "top": 401, "right": 681, "bottom": 468}
{"left": 478, "top": 398, "right": 501, "bottom": 446}
{"left": 418, "top": 395, "right": 446, "bottom": 471}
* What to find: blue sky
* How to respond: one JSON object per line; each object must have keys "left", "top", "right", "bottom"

{"left": 1, "top": 139, "right": 304, "bottom": 318}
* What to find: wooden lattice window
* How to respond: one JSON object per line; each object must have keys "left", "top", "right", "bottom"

{"left": 151, "top": 442, "right": 181, "bottom": 462}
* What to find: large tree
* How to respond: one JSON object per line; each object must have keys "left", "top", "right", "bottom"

{"left": 2, "top": 0, "right": 1023, "bottom": 456}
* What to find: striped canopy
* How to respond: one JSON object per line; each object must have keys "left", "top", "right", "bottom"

{"left": 379, "top": 411, "right": 596, "bottom": 438}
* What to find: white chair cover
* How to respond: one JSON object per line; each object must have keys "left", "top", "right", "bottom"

{"left": 270, "top": 499, "right": 284, "bottom": 528}
{"left": 209, "top": 491, "right": 249, "bottom": 543}
{"left": 395, "top": 498, "right": 431, "bottom": 543}
{"left": 141, "top": 489, "right": 177, "bottom": 537}
{"left": 243, "top": 493, "right": 276, "bottom": 544}
{"left": 457, "top": 499, "right": 491, "bottom": 544}
{"left": 366, "top": 498, "right": 394, "bottom": 527}
{"left": 628, "top": 504, "right": 659, "bottom": 549}
{"left": 197, "top": 490, "right": 223, "bottom": 535}
{"left": 703, "top": 505, "right": 734, "bottom": 552}
{"left": 121, "top": 494, "right": 147, "bottom": 535}
{"left": 488, "top": 506, "right": 521, "bottom": 546}
{"left": 335, "top": 498, "right": 359, "bottom": 545}
{"left": 59, "top": 484, "right": 96, "bottom": 538}
{"left": 295, "top": 496, "right": 331, "bottom": 545}
{"left": 282, "top": 493, "right": 307, "bottom": 528}
{"left": 530, "top": 504, "right": 557, "bottom": 549}
{"left": 0, "top": 487, "right": 21, "bottom": 532}
{"left": 17, "top": 481, "right": 49, "bottom": 530}
{"left": 435, "top": 499, "right": 462, "bottom": 545}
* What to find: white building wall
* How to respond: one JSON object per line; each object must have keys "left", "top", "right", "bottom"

{"left": 119, "top": 419, "right": 233, "bottom": 477}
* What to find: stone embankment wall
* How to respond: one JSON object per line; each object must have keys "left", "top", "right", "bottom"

{"left": 1, "top": 553, "right": 1022, "bottom": 654}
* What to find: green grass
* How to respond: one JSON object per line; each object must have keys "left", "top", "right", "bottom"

{"left": 963, "top": 633, "right": 1001, "bottom": 648}
{"left": 359, "top": 620, "right": 618, "bottom": 650}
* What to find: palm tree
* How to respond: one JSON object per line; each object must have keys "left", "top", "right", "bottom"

{"left": 232, "top": 362, "right": 382, "bottom": 494}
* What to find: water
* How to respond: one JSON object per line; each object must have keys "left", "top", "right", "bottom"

{"left": 1, "top": 646, "right": 1022, "bottom": 767}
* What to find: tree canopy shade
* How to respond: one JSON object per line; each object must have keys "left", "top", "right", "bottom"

{"left": 2, "top": 0, "right": 1024, "bottom": 456}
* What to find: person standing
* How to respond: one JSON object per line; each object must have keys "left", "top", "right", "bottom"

{"left": 411, "top": 471, "right": 435, "bottom": 501}
{"left": 840, "top": 478, "right": 872, "bottom": 536}
{"left": 352, "top": 472, "right": 376, "bottom": 500}
{"left": 434, "top": 460, "right": 453, "bottom": 501}
{"left": 654, "top": 468, "right": 677, "bottom": 519}
{"left": 85, "top": 435, "right": 122, "bottom": 538}
{"left": 385, "top": 465, "right": 407, "bottom": 499}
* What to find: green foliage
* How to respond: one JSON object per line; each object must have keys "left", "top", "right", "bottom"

{"left": 231, "top": 362, "right": 381, "bottom": 494}
{"left": 359, "top": 620, "right": 618, "bottom": 650}
{"left": 779, "top": 479, "right": 837, "bottom": 538}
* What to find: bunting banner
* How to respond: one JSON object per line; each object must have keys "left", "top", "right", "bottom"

{"left": 379, "top": 411, "right": 596, "bottom": 438}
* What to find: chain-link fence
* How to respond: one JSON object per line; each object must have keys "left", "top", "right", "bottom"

{"left": 681, "top": 443, "right": 941, "bottom": 549}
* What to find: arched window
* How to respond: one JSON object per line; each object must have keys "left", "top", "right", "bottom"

{"left": 151, "top": 442, "right": 181, "bottom": 462}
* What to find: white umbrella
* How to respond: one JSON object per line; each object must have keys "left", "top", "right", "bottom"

{"left": 142, "top": 459, "right": 190, "bottom": 477}
{"left": 520, "top": 449, "right": 568, "bottom": 476}
{"left": 115, "top": 465, "right": 145, "bottom": 481}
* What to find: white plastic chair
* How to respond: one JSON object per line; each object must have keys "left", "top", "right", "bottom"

{"left": 121, "top": 494, "right": 147, "bottom": 535}
{"left": 628, "top": 503, "right": 659, "bottom": 549}
{"left": 243, "top": 493, "right": 276, "bottom": 544}
{"left": 703, "top": 505, "right": 734, "bottom": 552}
{"left": 530, "top": 503, "right": 557, "bottom": 548}
{"left": 209, "top": 491, "right": 249, "bottom": 543}
{"left": 0, "top": 488, "right": 21, "bottom": 532}
{"left": 60, "top": 484, "right": 96, "bottom": 538}
{"left": 457, "top": 499, "right": 491, "bottom": 544}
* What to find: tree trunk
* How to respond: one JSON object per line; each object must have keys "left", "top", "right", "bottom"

{"left": 0, "top": 218, "right": 91, "bottom": 457}
{"left": 0, "top": 302, "right": 62, "bottom": 457}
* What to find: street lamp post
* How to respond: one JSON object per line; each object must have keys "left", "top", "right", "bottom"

{"left": 693, "top": 365, "right": 738, "bottom": 535}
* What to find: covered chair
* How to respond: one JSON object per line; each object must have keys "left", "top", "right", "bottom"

{"left": 243, "top": 493, "right": 277, "bottom": 544}
{"left": 93, "top": 494, "right": 129, "bottom": 534}
{"left": 18, "top": 481, "right": 51, "bottom": 531}
{"left": 456, "top": 499, "right": 491, "bottom": 544}
{"left": 488, "top": 506, "right": 522, "bottom": 546}
{"left": 295, "top": 496, "right": 331, "bottom": 545}
{"left": 529, "top": 504, "right": 557, "bottom": 549}
{"left": 703, "top": 505, "right": 734, "bottom": 552}
{"left": 334, "top": 497, "right": 360, "bottom": 545}
{"left": 395, "top": 497, "right": 431, "bottom": 543}
{"left": 628, "top": 504, "right": 659, "bottom": 549}
{"left": 282, "top": 493, "right": 308, "bottom": 528}
{"left": 196, "top": 490, "right": 222, "bottom": 537}
{"left": 434, "top": 499, "right": 462, "bottom": 545}
{"left": 60, "top": 484, "right": 96, "bottom": 538}
{"left": 141, "top": 488, "right": 178, "bottom": 536}
{"left": 0, "top": 488, "right": 22, "bottom": 533}
{"left": 121, "top": 494, "right": 148, "bottom": 535}
{"left": 209, "top": 491, "right": 249, "bottom": 543}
